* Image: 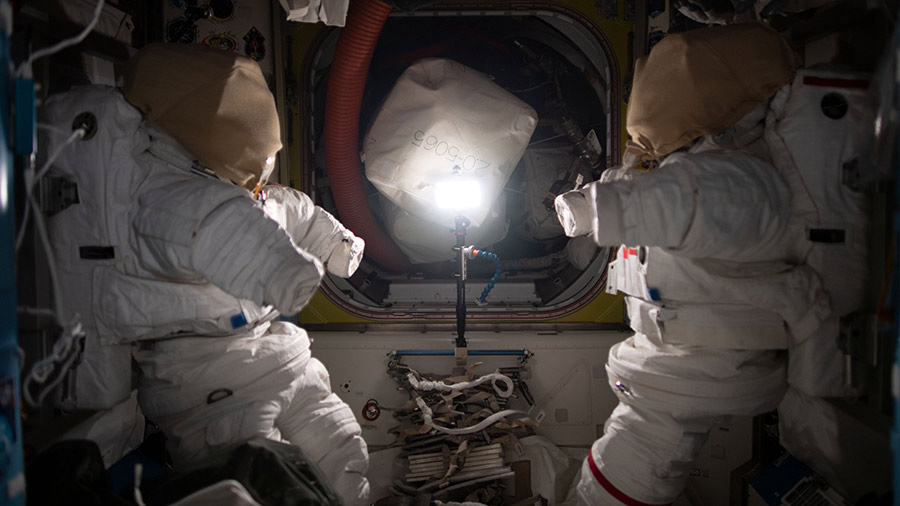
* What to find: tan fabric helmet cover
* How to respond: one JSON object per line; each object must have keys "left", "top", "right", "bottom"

{"left": 123, "top": 43, "right": 282, "bottom": 189}
{"left": 625, "top": 22, "right": 799, "bottom": 162}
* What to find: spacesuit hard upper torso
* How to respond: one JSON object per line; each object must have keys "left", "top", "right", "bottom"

{"left": 560, "top": 70, "right": 869, "bottom": 351}
{"left": 43, "top": 85, "right": 370, "bottom": 506}
{"left": 44, "top": 83, "right": 366, "bottom": 365}
{"left": 599, "top": 69, "right": 869, "bottom": 390}
{"left": 45, "top": 87, "right": 315, "bottom": 342}
{"left": 600, "top": 149, "right": 833, "bottom": 349}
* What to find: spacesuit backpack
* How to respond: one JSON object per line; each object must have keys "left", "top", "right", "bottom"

{"left": 766, "top": 68, "right": 872, "bottom": 396}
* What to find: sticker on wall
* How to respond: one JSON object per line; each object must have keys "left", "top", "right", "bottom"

{"left": 203, "top": 32, "right": 238, "bottom": 52}
{"left": 167, "top": 16, "right": 198, "bottom": 43}
{"left": 208, "top": 0, "right": 236, "bottom": 22}
{"left": 243, "top": 26, "right": 266, "bottom": 62}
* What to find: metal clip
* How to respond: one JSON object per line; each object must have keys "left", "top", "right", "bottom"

{"left": 614, "top": 380, "right": 632, "bottom": 396}
{"left": 362, "top": 399, "right": 381, "bottom": 421}
{"left": 455, "top": 347, "right": 468, "bottom": 366}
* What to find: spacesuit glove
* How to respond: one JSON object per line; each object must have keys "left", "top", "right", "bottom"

{"left": 554, "top": 186, "right": 595, "bottom": 237}
{"left": 324, "top": 234, "right": 365, "bottom": 278}
{"left": 261, "top": 186, "right": 365, "bottom": 277}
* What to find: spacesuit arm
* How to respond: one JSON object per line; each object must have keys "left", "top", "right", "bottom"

{"left": 263, "top": 185, "right": 365, "bottom": 278}
{"left": 133, "top": 176, "right": 325, "bottom": 315}
{"left": 555, "top": 151, "right": 791, "bottom": 261}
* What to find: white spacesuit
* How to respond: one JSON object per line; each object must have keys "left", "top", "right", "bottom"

{"left": 42, "top": 46, "right": 370, "bottom": 505}
{"left": 555, "top": 150, "right": 815, "bottom": 505}
{"left": 555, "top": 66, "right": 870, "bottom": 505}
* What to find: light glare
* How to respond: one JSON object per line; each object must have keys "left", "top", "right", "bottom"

{"left": 435, "top": 178, "right": 482, "bottom": 211}
{"left": 0, "top": 166, "right": 6, "bottom": 212}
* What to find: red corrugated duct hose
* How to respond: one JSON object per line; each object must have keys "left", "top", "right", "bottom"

{"left": 324, "top": 0, "right": 412, "bottom": 272}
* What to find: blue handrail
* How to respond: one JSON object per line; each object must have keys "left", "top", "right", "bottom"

{"left": 391, "top": 349, "right": 530, "bottom": 357}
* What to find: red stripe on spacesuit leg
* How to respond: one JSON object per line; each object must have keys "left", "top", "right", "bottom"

{"left": 586, "top": 455, "right": 673, "bottom": 506}
{"left": 801, "top": 76, "right": 869, "bottom": 89}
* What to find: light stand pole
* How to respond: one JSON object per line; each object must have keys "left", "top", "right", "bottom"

{"left": 454, "top": 215, "right": 469, "bottom": 363}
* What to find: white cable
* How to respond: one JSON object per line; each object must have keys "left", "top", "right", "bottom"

{"left": 14, "top": 191, "right": 29, "bottom": 250}
{"left": 34, "top": 128, "right": 85, "bottom": 187}
{"left": 134, "top": 463, "right": 148, "bottom": 506}
{"left": 13, "top": 3, "right": 102, "bottom": 404}
{"left": 17, "top": 130, "right": 87, "bottom": 407}
{"left": 407, "top": 371, "right": 514, "bottom": 398}
{"left": 32, "top": 332, "right": 81, "bottom": 407}
{"left": 15, "top": 0, "right": 106, "bottom": 78}
{"left": 26, "top": 321, "right": 81, "bottom": 385}
{"left": 23, "top": 320, "right": 84, "bottom": 408}
{"left": 414, "top": 396, "right": 528, "bottom": 436}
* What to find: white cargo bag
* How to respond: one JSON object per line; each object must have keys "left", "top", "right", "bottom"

{"left": 364, "top": 58, "right": 537, "bottom": 229}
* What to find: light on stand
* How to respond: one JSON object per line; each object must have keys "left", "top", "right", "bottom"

{"left": 431, "top": 167, "right": 502, "bottom": 362}
{"left": 434, "top": 167, "right": 485, "bottom": 360}
{"left": 433, "top": 168, "right": 499, "bottom": 363}
{"left": 435, "top": 176, "right": 482, "bottom": 211}
{"left": 453, "top": 216, "right": 470, "bottom": 357}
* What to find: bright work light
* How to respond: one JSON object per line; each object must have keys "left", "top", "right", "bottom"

{"left": 435, "top": 176, "right": 482, "bottom": 211}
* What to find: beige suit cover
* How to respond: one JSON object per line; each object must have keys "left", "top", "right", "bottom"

{"left": 626, "top": 22, "right": 799, "bottom": 162}
{"left": 123, "top": 43, "right": 281, "bottom": 190}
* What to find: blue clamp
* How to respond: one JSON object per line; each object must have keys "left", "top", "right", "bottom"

{"left": 230, "top": 312, "right": 248, "bottom": 329}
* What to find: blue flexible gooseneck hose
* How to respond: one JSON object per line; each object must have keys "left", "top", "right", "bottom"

{"left": 472, "top": 249, "right": 502, "bottom": 303}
